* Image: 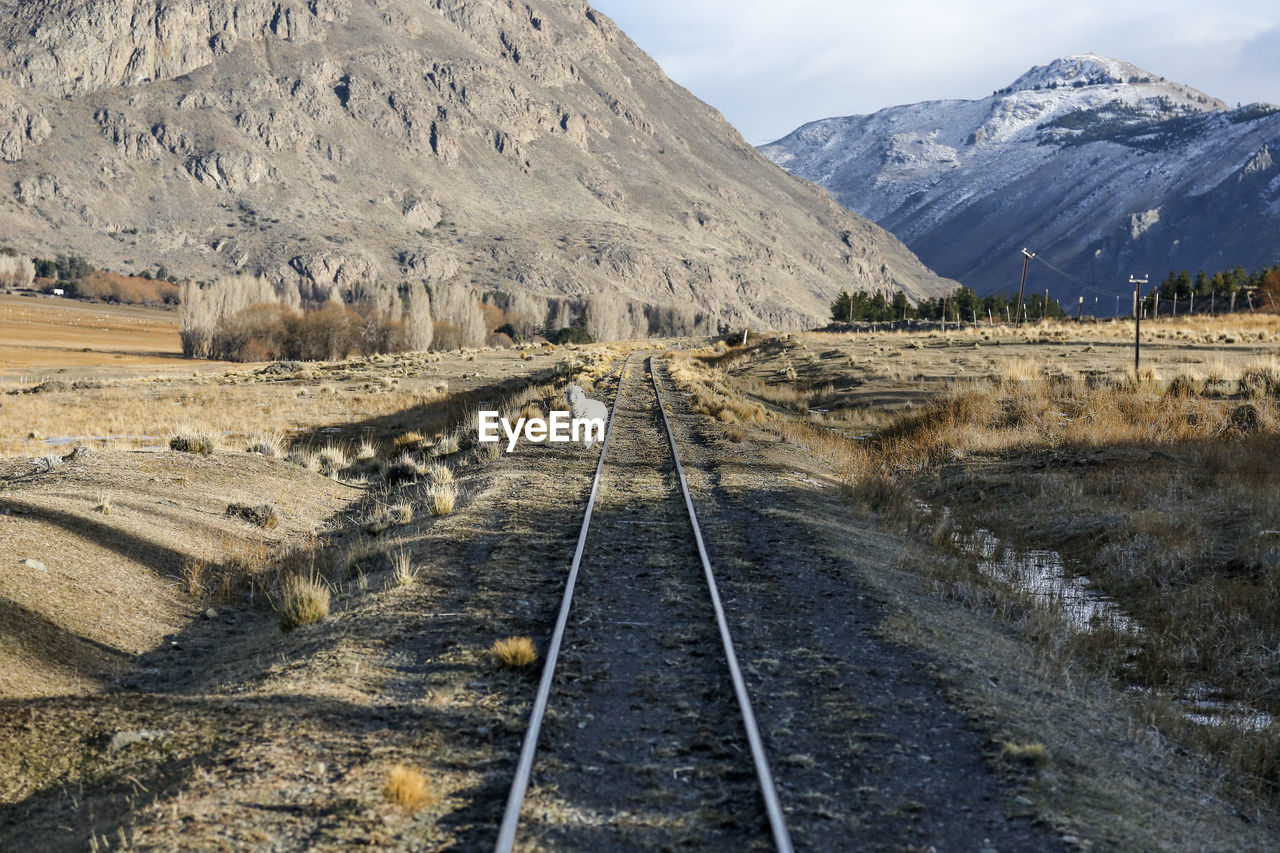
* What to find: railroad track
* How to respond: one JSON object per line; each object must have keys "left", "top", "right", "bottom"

{"left": 495, "top": 354, "right": 792, "bottom": 852}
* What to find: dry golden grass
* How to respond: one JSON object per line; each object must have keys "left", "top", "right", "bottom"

{"left": 390, "top": 548, "right": 417, "bottom": 587}
{"left": 226, "top": 502, "right": 280, "bottom": 529}
{"left": 382, "top": 765, "right": 438, "bottom": 811}
{"left": 393, "top": 431, "right": 425, "bottom": 450}
{"left": 427, "top": 483, "right": 457, "bottom": 516}
{"left": 277, "top": 574, "right": 331, "bottom": 632}
{"left": 245, "top": 432, "right": 285, "bottom": 457}
{"left": 491, "top": 636, "right": 537, "bottom": 668}
{"left": 169, "top": 429, "right": 217, "bottom": 454}
{"left": 1000, "top": 741, "right": 1050, "bottom": 769}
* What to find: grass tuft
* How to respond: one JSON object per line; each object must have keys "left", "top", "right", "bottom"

{"left": 245, "top": 432, "right": 285, "bottom": 457}
{"left": 278, "top": 574, "right": 331, "bottom": 631}
{"left": 226, "top": 501, "right": 280, "bottom": 529}
{"left": 427, "top": 483, "right": 457, "bottom": 516}
{"left": 391, "top": 548, "right": 417, "bottom": 587}
{"left": 170, "top": 430, "right": 216, "bottom": 454}
{"left": 999, "top": 741, "right": 1050, "bottom": 769}
{"left": 491, "top": 636, "right": 537, "bottom": 668}
{"left": 382, "top": 765, "right": 437, "bottom": 811}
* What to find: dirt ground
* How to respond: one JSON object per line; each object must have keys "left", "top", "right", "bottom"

{"left": 1, "top": 316, "right": 1279, "bottom": 849}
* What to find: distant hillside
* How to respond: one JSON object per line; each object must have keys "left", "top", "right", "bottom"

{"left": 761, "top": 55, "right": 1280, "bottom": 310}
{"left": 0, "top": 0, "right": 952, "bottom": 330}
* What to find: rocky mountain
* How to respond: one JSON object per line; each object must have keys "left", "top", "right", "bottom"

{"left": 0, "top": 0, "right": 952, "bottom": 330}
{"left": 761, "top": 55, "right": 1280, "bottom": 308}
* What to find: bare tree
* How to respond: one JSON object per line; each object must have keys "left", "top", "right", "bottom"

{"left": 430, "top": 283, "right": 485, "bottom": 348}
{"left": 404, "top": 283, "right": 434, "bottom": 351}
{"left": 0, "top": 255, "right": 35, "bottom": 288}
{"left": 508, "top": 291, "right": 545, "bottom": 341}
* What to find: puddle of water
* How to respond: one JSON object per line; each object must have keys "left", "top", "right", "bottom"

{"left": 962, "top": 526, "right": 1137, "bottom": 635}
{"left": 948, "top": 518, "right": 1271, "bottom": 732}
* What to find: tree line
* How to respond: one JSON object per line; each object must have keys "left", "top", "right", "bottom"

{"left": 830, "top": 286, "right": 1067, "bottom": 324}
{"left": 180, "top": 274, "right": 718, "bottom": 362}
{"left": 1145, "top": 265, "right": 1280, "bottom": 313}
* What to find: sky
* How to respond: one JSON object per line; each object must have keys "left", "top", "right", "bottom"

{"left": 591, "top": 0, "right": 1280, "bottom": 145}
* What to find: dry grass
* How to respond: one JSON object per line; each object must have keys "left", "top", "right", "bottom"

{"left": 491, "top": 636, "right": 537, "bottom": 668}
{"left": 277, "top": 574, "right": 331, "bottom": 632}
{"left": 245, "top": 433, "right": 285, "bottom": 457}
{"left": 393, "top": 431, "right": 425, "bottom": 451}
{"left": 432, "top": 434, "right": 460, "bottom": 457}
{"left": 999, "top": 741, "right": 1050, "bottom": 769}
{"left": 93, "top": 493, "right": 112, "bottom": 515}
{"left": 390, "top": 548, "right": 417, "bottom": 587}
{"left": 382, "top": 765, "right": 438, "bottom": 811}
{"left": 426, "top": 483, "right": 457, "bottom": 516}
{"left": 169, "top": 429, "right": 217, "bottom": 454}
{"left": 226, "top": 502, "right": 280, "bottom": 529}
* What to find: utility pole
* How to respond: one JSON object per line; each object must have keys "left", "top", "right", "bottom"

{"left": 1015, "top": 248, "right": 1034, "bottom": 326}
{"left": 1130, "top": 275, "right": 1148, "bottom": 378}
{"left": 1189, "top": 291, "right": 1194, "bottom": 315}
{"left": 1115, "top": 294, "right": 1120, "bottom": 317}
{"left": 1211, "top": 291, "right": 1215, "bottom": 314}
{"left": 1044, "top": 288, "right": 1050, "bottom": 322}
{"left": 1153, "top": 290, "right": 1159, "bottom": 318}
{"left": 1077, "top": 296, "right": 1084, "bottom": 322}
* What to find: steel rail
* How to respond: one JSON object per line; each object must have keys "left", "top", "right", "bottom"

{"left": 649, "top": 356, "right": 795, "bottom": 853}
{"left": 494, "top": 354, "right": 633, "bottom": 853}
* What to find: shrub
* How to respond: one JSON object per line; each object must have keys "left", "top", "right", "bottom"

{"left": 999, "top": 741, "right": 1050, "bottom": 769}
{"left": 170, "top": 430, "right": 216, "bottom": 454}
{"left": 245, "top": 433, "right": 285, "bottom": 457}
{"left": 226, "top": 502, "right": 280, "bottom": 529}
{"left": 426, "top": 463, "right": 453, "bottom": 485}
{"left": 391, "top": 548, "right": 417, "bottom": 587}
{"left": 317, "top": 444, "right": 350, "bottom": 475}
{"left": 491, "top": 636, "right": 537, "bottom": 668}
{"left": 382, "top": 765, "right": 437, "bottom": 811}
{"left": 393, "top": 431, "right": 425, "bottom": 450}
{"left": 278, "top": 574, "right": 330, "bottom": 631}
{"left": 432, "top": 434, "right": 460, "bottom": 457}
{"left": 427, "top": 483, "right": 457, "bottom": 516}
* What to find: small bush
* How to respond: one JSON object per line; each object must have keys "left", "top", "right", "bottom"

{"left": 999, "top": 741, "right": 1050, "bottom": 769}
{"left": 491, "top": 636, "right": 537, "bottom": 668}
{"left": 393, "top": 431, "right": 425, "bottom": 450}
{"left": 382, "top": 765, "right": 437, "bottom": 811}
{"left": 426, "top": 463, "right": 453, "bottom": 485}
{"left": 245, "top": 433, "right": 285, "bottom": 457}
{"left": 170, "top": 430, "right": 216, "bottom": 454}
{"left": 226, "top": 501, "right": 280, "bottom": 529}
{"left": 278, "top": 574, "right": 330, "bottom": 631}
{"left": 428, "top": 483, "right": 457, "bottom": 516}
{"left": 432, "top": 434, "right": 460, "bottom": 457}
{"left": 94, "top": 493, "right": 112, "bottom": 515}
{"left": 356, "top": 439, "right": 379, "bottom": 461}
{"left": 391, "top": 548, "right": 417, "bottom": 587}
{"left": 318, "top": 444, "right": 350, "bottom": 475}
{"left": 287, "top": 449, "right": 321, "bottom": 472}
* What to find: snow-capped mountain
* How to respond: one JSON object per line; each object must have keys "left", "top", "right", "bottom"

{"left": 761, "top": 55, "right": 1280, "bottom": 306}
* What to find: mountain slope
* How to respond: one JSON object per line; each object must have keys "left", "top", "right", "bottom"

{"left": 0, "top": 0, "right": 952, "bottom": 329}
{"left": 761, "top": 55, "right": 1280, "bottom": 306}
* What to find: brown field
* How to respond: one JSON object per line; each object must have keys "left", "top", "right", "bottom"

{"left": 0, "top": 292, "right": 201, "bottom": 379}
{"left": 2, "top": 312, "right": 1280, "bottom": 849}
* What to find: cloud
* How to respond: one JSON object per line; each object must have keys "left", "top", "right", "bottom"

{"left": 592, "top": 0, "right": 1280, "bottom": 143}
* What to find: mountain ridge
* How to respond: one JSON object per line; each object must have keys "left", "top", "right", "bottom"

{"left": 0, "top": 0, "right": 954, "bottom": 330}
{"left": 761, "top": 54, "right": 1280, "bottom": 304}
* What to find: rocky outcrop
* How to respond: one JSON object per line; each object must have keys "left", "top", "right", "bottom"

{"left": 0, "top": 0, "right": 952, "bottom": 328}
